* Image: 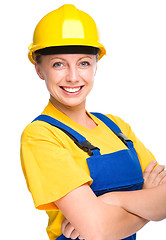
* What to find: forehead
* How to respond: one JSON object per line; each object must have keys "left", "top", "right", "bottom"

{"left": 44, "top": 54, "right": 96, "bottom": 61}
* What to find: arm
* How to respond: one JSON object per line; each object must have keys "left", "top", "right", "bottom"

{"left": 60, "top": 161, "right": 166, "bottom": 239}
{"left": 55, "top": 184, "right": 148, "bottom": 240}
{"left": 101, "top": 182, "right": 166, "bottom": 222}
{"left": 100, "top": 161, "right": 166, "bottom": 222}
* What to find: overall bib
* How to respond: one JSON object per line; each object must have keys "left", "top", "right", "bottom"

{"left": 33, "top": 113, "right": 144, "bottom": 240}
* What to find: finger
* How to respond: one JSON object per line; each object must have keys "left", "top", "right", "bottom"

{"left": 159, "top": 171, "right": 166, "bottom": 184}
{"left": 78, "top": 235, "right": 85, "bottom": 239}
{"left": 61, "top": 219, "right": 70, "bottom": 235}
{"left": 143, "top": 161, "right": 157, "bottom": 180}
{"left": 70, "top": 230, "right": 80, "bottom": 239}
{"left": 160, "top": 176, "right": 166, "bottom": 184}
{"left": 63, "top": 222, "right": 76, "bottom": 238}
{"left": 153, "top": 169, "right": 166, "bottom": 186}
{"left": 150, "top": 165, "right": 165, "bottom": 183}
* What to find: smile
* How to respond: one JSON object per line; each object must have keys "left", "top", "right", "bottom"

{"left": 60, "top": 86, "right": 83, "bottom": 94}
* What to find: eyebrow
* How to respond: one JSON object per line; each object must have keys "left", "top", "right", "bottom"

{"left": 50, "top": 55, "right": 93, "bottom": 61}
{"left": 79, "top": 56, "right": 92, "bottom": 60}
{"left": 50, "top": 56, "right": 65, "bottom": 61}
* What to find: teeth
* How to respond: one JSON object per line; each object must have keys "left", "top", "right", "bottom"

{"left": 62, "top": 87, "right": 81, "bottom": 93}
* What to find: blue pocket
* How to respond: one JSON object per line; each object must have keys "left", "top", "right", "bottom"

{"left": 87, "top": 149, "right": 144, "bottom": 195}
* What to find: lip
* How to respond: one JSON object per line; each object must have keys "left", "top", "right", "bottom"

{"left": 60, "top": 86, "right": 84, "bottom": 95}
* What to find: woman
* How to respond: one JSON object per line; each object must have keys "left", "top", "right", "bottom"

{"left": 21, "top": 4, "right": 166, "bottom": 240}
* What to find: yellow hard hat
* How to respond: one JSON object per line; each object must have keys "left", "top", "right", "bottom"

{"left": 28, "top": 4, "right": 106, "bottom": 64}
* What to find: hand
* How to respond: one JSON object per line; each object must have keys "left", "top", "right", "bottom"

{"left": 61, "top": 218, "right": 85, "bottom": 239}
{"left": 143, "top": 161, "right": 166, "bottom": 189}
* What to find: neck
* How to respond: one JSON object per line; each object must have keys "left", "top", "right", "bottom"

{"left": 50, "top": 96, "right": 97, "bottom": 129}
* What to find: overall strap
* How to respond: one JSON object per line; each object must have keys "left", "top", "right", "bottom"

{"left": 32, "top": 115, "right": 100, "bottom": 156}
{"left": 91, "top": 112, "right": 134, "bottom": 149}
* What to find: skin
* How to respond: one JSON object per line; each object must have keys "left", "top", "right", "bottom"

{"left": 35, "top": 54, "right": 98, "bottom": 129}
{"left": 35, "top": 54, "right": 166, "bottom": 240}
{"left": 99, "top": 161, "right": 166, "bottom": 221}
{"left": 61, "top": 161, "right": 166, "bottom": 239}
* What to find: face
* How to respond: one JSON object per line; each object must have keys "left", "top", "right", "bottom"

{"left": 35, "top": 54, "right": 97, "bottom": 111}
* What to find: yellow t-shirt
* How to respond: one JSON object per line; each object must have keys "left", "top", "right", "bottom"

{"left": 20, "top": 101, "right": 155, "bottom": 240}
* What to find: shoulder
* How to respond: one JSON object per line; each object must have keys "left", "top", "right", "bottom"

{"left": 105, "top": 114, "right": 132, "bottom": 138}
{"left": 21, "top": 119, "right": 65, "bottom": 147}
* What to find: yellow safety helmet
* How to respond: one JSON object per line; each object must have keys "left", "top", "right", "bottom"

{"left": 28, "top": 4, "right": 106, "bottom": 64}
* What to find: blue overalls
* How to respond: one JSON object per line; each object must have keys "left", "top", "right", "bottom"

{"left": 33, "top": 112, "right": 144, "bottom": 240}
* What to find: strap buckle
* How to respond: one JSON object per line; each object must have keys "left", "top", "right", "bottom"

{"left": 115, "top": 133, "right": 131, "bottom": 146}
{"left": 74, "top": 140, "right": 100, "bottom": 156}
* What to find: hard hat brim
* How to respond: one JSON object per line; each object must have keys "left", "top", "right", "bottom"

{"left": 35, "top": 46, "right": 99, "bottom": 55}
{"left": 28, "top": 41, "right": 106, "bottom": 64}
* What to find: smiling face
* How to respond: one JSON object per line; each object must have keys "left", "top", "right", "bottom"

{"left": 35, "top": 54, "right": 97, "bottom": 112}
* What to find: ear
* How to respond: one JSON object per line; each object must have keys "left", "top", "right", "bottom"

{"left": 35, "top": 63, "right": 45, "bottom": 80}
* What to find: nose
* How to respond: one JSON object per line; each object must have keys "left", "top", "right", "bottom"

{"left": 66, "top": 65, "right": 79, "bottom": 83}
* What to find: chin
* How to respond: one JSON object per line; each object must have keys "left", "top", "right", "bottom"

{"left": 63, "top": 100, "right": 85, "bottom": 109}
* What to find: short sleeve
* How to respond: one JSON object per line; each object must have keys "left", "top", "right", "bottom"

{"left": 106, "top": 114, "right": 156, "bottom": 172}
{"left": 20, "top": 122, "right": 92, "bottom": 210}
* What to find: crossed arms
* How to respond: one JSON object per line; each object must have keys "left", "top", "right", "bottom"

{"left": 100, "top": 161, "right": 166, "bottom": 221}
{"left": 55, "top": 161, "right": 166, "bottom": 240}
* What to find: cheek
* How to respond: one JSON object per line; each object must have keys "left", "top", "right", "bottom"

{"left": 87, "top": 72, "right": 95, "bottom": 87}
{"left": 44, "top": 70, "right": 61, "bottom": 88}
{"left": 82, "top": 68, "right": 95, "bottom": 84}
{"left": 89, "top": 78, "right": 94, "bottom": 91}
{"left": 44, "top": 76, "right": 59, "bottom": 95}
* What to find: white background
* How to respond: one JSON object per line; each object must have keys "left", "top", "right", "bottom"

{"left": 1, "top": 0, "right": 166, "bottom": 239}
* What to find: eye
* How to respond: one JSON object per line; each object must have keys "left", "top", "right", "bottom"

{"left": 53, "top": 62, "right": 63, "bottom": 68}
{"left": 80, "top": 61, "right": 90, "bottom": 67}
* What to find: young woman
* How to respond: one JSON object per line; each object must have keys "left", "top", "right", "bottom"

{"left": 21, "top": 4, "right": 166, "bottom": 240}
